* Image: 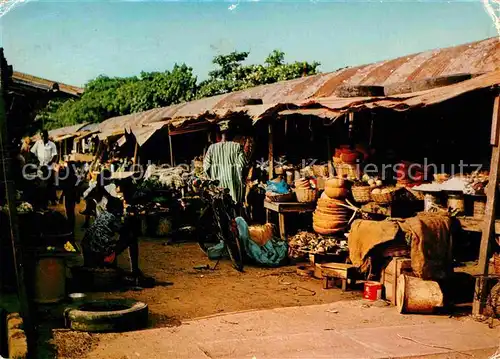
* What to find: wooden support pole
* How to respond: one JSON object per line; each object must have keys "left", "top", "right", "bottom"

{"left": 327, "top": 134, "right": 334, "bottom": 177}
{"left": 169, "top": 134, "right": 174, "bottom": 167}
{"left": 348, "top": 112, "right": 354, "bottom": 140}
{"left": 0, "top": 52, "right": 35, "bottom": 357}
{"left": 473, "top": 95, "right": 500, "bottom": 316}
{"left": 369, "top": 117, "right": 375, "bottom": 147}
{"left": 132, "top": 141, "right": 139, "bottom": 165}
{"left": 268, "top": 122, "right": 274, "bottom": 180}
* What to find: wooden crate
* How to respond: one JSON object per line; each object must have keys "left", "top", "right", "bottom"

{"left": 381, "top": 257, "right": 412, "bottom": 305}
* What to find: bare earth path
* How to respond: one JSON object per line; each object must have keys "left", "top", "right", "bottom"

{"left": 53, "top": 205, "right": 360, "bottom": 358}
{"left": 84, "top": 300, "right": 500, "bottom": 359}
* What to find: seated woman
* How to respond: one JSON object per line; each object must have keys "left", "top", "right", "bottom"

{"left": 81, "top": 184, "right": 151, "bottom": 284}
{"left": 81, "top": 169, "right": 119, "bottom": 228}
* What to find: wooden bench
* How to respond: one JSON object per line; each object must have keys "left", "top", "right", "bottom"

{"left": 321, "top": 263, "right": 358, "bottom": 291}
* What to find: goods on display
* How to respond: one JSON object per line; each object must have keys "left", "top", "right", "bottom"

{"left": 1, "top": 202, "right": 33, "bottom": 214}
{"left": 288, "top": 231, "right": 347, "bottom": 257}
{"left": 313, "top": 193, "right": 352, "bottom": 235}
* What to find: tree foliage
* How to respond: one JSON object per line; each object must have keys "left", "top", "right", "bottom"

{"left": 37, "top": 50, "right": 320, "bottom": 130}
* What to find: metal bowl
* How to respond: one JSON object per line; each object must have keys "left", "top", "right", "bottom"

{"left": 69, "top": 293, "right": 86, "bottom": 302}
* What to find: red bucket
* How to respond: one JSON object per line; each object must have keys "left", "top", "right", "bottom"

{"left": 363, "top": 281, "right": 382, "bottom": 301}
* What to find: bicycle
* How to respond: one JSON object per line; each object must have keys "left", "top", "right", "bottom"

{"left": 190, "top": 179, "right": 244, "bottom": 272}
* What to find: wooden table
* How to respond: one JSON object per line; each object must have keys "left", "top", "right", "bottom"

{"left": 458, "top": 216, "right": 500, "bottom": 234}
{"left": 264, "top": 201, "right": 316, "bottom": 240}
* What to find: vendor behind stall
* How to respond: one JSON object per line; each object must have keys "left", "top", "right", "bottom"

{"left": 203, "top": 121, "right": 246, "bottom": 204}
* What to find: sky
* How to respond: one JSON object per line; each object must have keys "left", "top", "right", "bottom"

{"left": 0, "top": 0, "right": 497, "bottom": 87}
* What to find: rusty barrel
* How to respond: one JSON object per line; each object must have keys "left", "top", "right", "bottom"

{"left": 33, "top": 256, "right": 66, "bottom": 304}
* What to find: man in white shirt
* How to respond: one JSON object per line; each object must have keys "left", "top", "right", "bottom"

{"left": 30, "top": 130, "right": 58, "bottom": 206}
{"left": 30, "top": 130, "right": 58, "bottom": 169}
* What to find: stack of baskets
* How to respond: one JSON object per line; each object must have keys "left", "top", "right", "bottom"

{"left": 313, "top": 193, "right": 352, "bottom": 235}
{"left": 323, "top": 178, "right": 349, "bottom": 199}
{"left": 294, "top": 179, "right": 318, "bottom": 203}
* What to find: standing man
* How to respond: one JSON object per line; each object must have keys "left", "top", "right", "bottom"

{"left": 31, "top": 130, "right": 58, "bottom": 205}
{"left": 203, "top": 121, "right": 246, "bottom": 204}
{"left": 31, "top": 130, "right": 58, "bottom": 169}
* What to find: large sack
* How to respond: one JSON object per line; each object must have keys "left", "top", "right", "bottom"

{"left": 399, "top": 213, "right": 453, "bottom": 281}
{"left": 348, "top": 219, "right": 400, "bottom": 271}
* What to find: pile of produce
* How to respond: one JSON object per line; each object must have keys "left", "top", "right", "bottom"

{"left": 360, "top": 174, "right": 383, "bottom": 188}
{"left": 464, "top": 171, "right": 489, "bottom": 195}
{"left": 412, "top": 172, "right": 489, "bottom": 196}
{"left": 289, "top": 231, "right": 348, "bottom": 258}
{"left": 1, "top": 202, "right": 33, "bottom": 214}
{"left": 143, "top": 164, "right": 191, "bottom": 190}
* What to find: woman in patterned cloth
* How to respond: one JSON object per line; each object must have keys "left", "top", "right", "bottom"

{"left": 81, "top": 172, "right": 150, "bottom": 284}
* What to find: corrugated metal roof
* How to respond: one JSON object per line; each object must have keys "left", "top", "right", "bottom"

{"left": 96, "top": 36, "right": 499, "bottom": 135}
{"left": 49, "top": 123, "right": 87, "bottom": 140}
{"left": 12, "top": 71, "right": 84, "bottom": 96}
{"left": 77, "top": 123, "right": 99, "bottom": 132}
{"left": 284, "top": 70, "right": 500, "bottom": 118}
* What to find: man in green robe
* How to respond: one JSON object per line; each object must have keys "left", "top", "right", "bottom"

{"left": 203, "top": 121, "right": 246, "bottom": 203}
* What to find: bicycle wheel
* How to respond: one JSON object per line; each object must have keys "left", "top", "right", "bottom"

{"left": 225, "top": 221, "right": 244, "bottom": 271}
{"left": 225, "top": 237, "right": 244, "bottom": 271}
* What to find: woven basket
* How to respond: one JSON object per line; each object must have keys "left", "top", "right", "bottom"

{"left": 473, "top": 198, "right": 486, "bottom": 218}
{"left": 295, "top": 188, "right": 318, "bottom": 203}
{"left": 352, "top": 186, "right": 371, "bottom": 203}
{"left": 371, "top": 188, "right": 397, "bottom": 204}
{"left": 494, "top": 253, "right": 500, "bottom": 276}
{"left": 266, "top": 192, "right": 295, "bottom": 203}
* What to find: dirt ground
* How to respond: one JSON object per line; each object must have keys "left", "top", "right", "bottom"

{"left": 45, "top": 205, "right": 360, "bottom": 359}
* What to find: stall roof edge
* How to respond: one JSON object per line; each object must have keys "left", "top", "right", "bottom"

{"left": 12, "top": 71, "right": 84, "bottom": 96}
{"left": 46, "top": 36, "right": 500, "bottom": 141}
{"left": 96, "top": 37, "right": 499, "bottom": 132}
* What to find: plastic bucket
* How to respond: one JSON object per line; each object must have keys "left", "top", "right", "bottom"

{"left": 397, "top": 274, "right": 444, "bottom": 314}
{"left": 363, "top": 281, "right": 382, "bottom": 301}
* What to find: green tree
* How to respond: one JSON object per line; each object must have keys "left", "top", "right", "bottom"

{"left": 197, "top": 49, "right": 320, "bottom": 98}
{"left": 37, "top": 50, "right": 320, "bottom": 130}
